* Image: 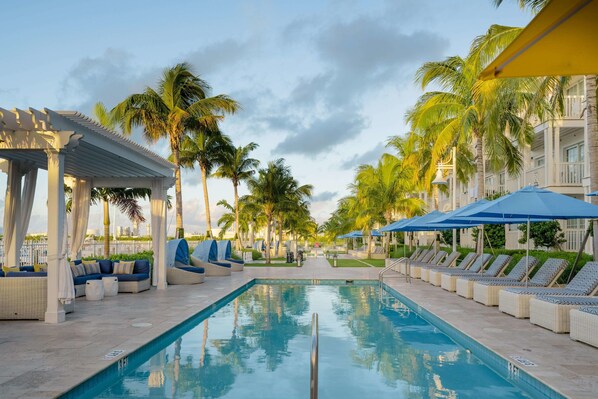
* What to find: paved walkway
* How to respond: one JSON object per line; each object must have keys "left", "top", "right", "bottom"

{"left": 0, "top": 258, "right": 596, "bottom": 398}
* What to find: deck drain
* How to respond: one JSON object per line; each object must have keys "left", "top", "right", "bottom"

{"left": 509, "top": 355, "right": 536, "bottom": 367}
{"left": 104, "top": 350, "right": 125, "bottom": 360}
{"left": 131, "top": 322, "right": 152, "bottom": 328}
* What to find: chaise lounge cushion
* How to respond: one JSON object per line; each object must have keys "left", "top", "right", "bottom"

{"left": 177, "top": 266, "right": 206, "bottom": 274}
{"left": 108, "top": 273, "right": 151, "bottom": 282}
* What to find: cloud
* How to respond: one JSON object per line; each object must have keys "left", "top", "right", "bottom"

{"left": 341, "top": 143, "right": 387, "bottom": 169}
{"left": 185, "top": 38, "right": 254, "bottom": 78}
{"left": 273, "top": 111, "right": 368, "bottom": 156}
{"left": 312, "top": 191, "right": 338, "bottom": 202}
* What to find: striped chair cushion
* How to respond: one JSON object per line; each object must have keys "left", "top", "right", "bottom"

{"left": 502, "top": 287, "right": 582, "bottom": 295}
{"left": 566, "top": 262, "right": 598, "bottom": 294}
{"left": 482, "top": 255, "right": 512, "bottom": 277}
{"left": 505, "top": 256, "right": 539, "bottom": 280}
{"left": 579, "top": 306, "right": 598, "bottom": 316}
{"left": 113, "top": 261, "right": 135, "bottom": 275}
{"left": 529, "top": 259, "right": 568, "bottom": 286}
{"left": 535, "top": 296, "right": 598, "bottom": 306}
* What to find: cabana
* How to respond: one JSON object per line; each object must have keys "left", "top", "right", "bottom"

{"left": 0, "top": 108, "right": 174, "bottom": 323}
{"left": 217, "top": 240, "right": 243, "bottom": 271}
{"left": 165, "top": 239, "right": 205, "bottom": 285}
{"left": 191, "top": 240, "right": 232, "bottom": 276}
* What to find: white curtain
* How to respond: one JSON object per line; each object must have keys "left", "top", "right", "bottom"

{"left": 58, "top": 217, "right": 75, "bottom": 305}
{"left": 17, "top": 168, "right": 37, "bottom": 251}
{"left": 3, "top": 161, "right": 20, "bottom": 262}
{"left": 68, "top": 178, "right": 92, "bottom": 260}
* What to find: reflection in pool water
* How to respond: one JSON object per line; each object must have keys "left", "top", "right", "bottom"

{"left": 92, "top": 284, "right": 536, "bottom": 399}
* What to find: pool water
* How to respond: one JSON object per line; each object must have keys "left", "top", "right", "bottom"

{"left": 85, "top": 284, "right": 546, "bottom": 399}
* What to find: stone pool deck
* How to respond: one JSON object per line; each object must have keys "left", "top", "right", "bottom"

{"left": 0, "top": 256, "right": 596, "bottom": 398}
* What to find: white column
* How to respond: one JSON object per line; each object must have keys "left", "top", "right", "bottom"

{"left": 4, "top": 161, "right": 22, "bottom": 267}
{"left": 151, "top": 179, "right": 168, "bottom": 290}
{"left": 554, "top": 126, "right": 561, "bottom": 184}
{"left": 544, "top": 126, "right": 553, "bottom": 186}
{"left": 45, "top": 150, "right": 66, "bottom": 324}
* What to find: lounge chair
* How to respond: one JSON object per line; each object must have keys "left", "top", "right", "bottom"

{"left": 406, "top": 251, "right": 447, "bottom": 278}
{"left": 217, "top": 240, "right": 244, "bottom": 272}
{"left": 499, "top": 261, "right": 598, "bottom": 318}
{"left": 410, "top": 251, "right": 459, "bottom": 279}
{"left": 453, "top": 255, "right": 513, "bottom": 297}
{"left": 529, "top": 296, "right": 598, "bottom": 333}
{"left": 438, "top": 253, "right": 494, "bottom": 291}
{"left": 167, "top": 265, "right": 206, "bottom": 285}
{"left": 473, "top": 258, "right": 566, "bottom": 307}
{"left": 570, "top": 306, "right": 598, "bottom": 347}
{"left": 429, "top": 253, "right": 491, "bottom": 287}
{"left": 440, "top": 255, "right": 512, "bottom": 296}
{"left": 399, "top": 248, "right": 434, "bottom": 274}
{"left": 421, "top": 252, "right": 477, "bottom": 283}
{"left": 192, "top": 240, "right": 232, "bottom": 276}
{"left": 456, "top": 256, "right": 539, "bottom": 299}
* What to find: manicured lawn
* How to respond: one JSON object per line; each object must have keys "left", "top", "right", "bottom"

{"left": 327, "top": 258, "right": 386, "bottom": 267}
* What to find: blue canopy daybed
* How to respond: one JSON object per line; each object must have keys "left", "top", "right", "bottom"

{"left": 217, "top": 240, "right": 244, "bottom": 271}
{"left": 190, "top": 240, "right": 232, "bottom": 276}
{"left": 165, "top": 239, "right": 205, "bottom": 285}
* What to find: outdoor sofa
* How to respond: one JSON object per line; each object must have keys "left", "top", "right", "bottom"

{"left": 0, "top": 274, "right": 74, "bottom": 320}
{"left": 472, "top": 258, "right": 567, "bottom": 307}
{"left": 455, "top": 256, "right": 539, "bottom": 299}
{"left": 71, "top": 259, "right": 151, "bottom": 297}
{"left": 499, "top": 261, "right": 598, "bottom": 318}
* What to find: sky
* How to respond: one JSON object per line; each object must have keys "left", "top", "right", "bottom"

{"left": 0, "top": 0, "right": 533, "bottom": 235}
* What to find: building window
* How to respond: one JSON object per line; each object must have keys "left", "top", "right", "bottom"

{"left": 566, "top": 80, "right": 583, "bottom": 97}
{"left": 535, "top": 156, "right": 545, "bottom": 167}
{"left": 565, "top": 143, "right": 584, "bottom": 163}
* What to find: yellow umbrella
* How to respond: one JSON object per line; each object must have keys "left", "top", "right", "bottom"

{"left": 480, "top": 0, "right": 598, "bottom": 80}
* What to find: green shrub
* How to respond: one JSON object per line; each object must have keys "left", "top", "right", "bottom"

{"left": 240, "top": 248, "right": 263, "bottom": 260}
{"left": 518, "top": 221, "right": 566, "bottom": 250}
{"left": 83, "top": 250, "right": 154, "bottom": 264}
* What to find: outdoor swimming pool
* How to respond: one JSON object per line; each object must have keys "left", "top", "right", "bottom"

{"left": 66, "top": 281, "right": 561, "bottom": 398}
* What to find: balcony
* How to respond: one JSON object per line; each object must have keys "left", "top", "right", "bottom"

{"left": 556, "top": 162, "right": 584, "bottom": 185}
{"left": 564, "top": 95, "right": 584, "bottom": 119}
{"left": 525, "top": 165, "right": 545, "bottom": 187}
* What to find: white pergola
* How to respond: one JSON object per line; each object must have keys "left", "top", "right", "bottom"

{"left": 0, "top": 108, "right": 174, "bottom": 323}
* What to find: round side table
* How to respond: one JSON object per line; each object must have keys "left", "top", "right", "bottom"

{"left": 103, "top": 276, "right": 119, "bottom": 297}
{"left": 86, "top": 280, "right": 104, "bottom": 301}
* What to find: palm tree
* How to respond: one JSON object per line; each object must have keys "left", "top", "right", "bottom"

{"left": 247, "top": 159, "right": 312, "bottom": 264}
{"left": 493, "top": 0, "right": 598, "bottom": 258}
{"left": 112, "top": 63, "right": 239, "bottom": 238}
{"left": 354, "top": 153, "right": 425, "bottom": 256}
{"left": 66, "top": 187, "right": 150, "bottom": 258}
{"left": 213, "top": 143, "right": 260, "bottom": 250}
{"left": 178, "top": 130, "right": 232, "bottom": 238}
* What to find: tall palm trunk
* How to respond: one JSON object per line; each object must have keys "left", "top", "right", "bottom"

{"left": 233, "top": 182, "right": 242, "bottom": 250}
{"left": 200, "top": 165, "right": 212, "bottom": 238}
{"left": 265, "top": 213, "right": 272, "bottom": 264}
{"left": 586, "top": 75, "right": 598, "bottom": 259}
{"left": 475, "top": 130, "right": 485, "bottom": 253}
{"left": 172, "top": 146, "right": 184, "bottom": 238}
{"left": 277, "top": 214, "right": 284, "bottom": 257}
{"left": 200, "top": 320, "right": 208, "bottom": 367}
{"left": 103, "top": 199, "right": 111, "bottom": 258}
{"left": 367, "top": 232, "right": 373, "bottom": 259}
{"left": 384, "top": 211, "right": 392, "bottom": 257}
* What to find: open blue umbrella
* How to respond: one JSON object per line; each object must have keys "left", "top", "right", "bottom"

{"left": 380, "top": 216, "right": 421, "bottom": 232}
{"left": 461, "top": 186, "right": 598, "bottom": 284}
{"left": 587, "top": 191, "right": 598, "bottom": 197}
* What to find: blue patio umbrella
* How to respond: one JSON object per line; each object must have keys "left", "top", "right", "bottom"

{"left": 461, "top": 185, "right": 598, "bottom": 284}
{"left": 379, "top": 217, "right": 420, "bottom": 232}
{"left": 587, "top": 191, "right": 598, "bottom": 196}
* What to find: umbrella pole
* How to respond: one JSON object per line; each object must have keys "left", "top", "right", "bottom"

{"left": 526, "top": 217, "right": 530, "bottom": 288}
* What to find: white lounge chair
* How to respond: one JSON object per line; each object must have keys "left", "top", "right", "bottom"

{"left": 410, "top": 251, "right": 459, "bottom": 279}
{"left": 570, "top": 306, "right": 598, "bottom": 347}
{"left": 421, "top": 252, "right": 477, "bottom": 283}
{"left": 530, "top": 296, "right": 598, "bottom": 333}
{"left": 430, "top": 253, "right": 491, "bottom": 287}
{"left": 457, "top": 256, "right": 538, "bottom": 299}
{"left": 473, "top": 258, "right": 566, "bottom": 307}
{"left": 453, "top": 254, "right": 513, "bottom": 298}
{"left": 499, "top": 262, "right": 598, "bottom": 318}
{"left": 437, "top": 253, "right": 494, "bottom": 291}
{"left": 406, "top": 251, "right": 447, "bottom": 278}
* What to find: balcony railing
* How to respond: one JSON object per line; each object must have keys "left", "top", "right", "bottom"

{"left": 525, "top": 165, "right": 545, "bottom": 187}
{"left": 557, "top": 162, "right": 584, "bottom": 185}
{"left": 564, "top": 95, "right": 585, "bottom": 119}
